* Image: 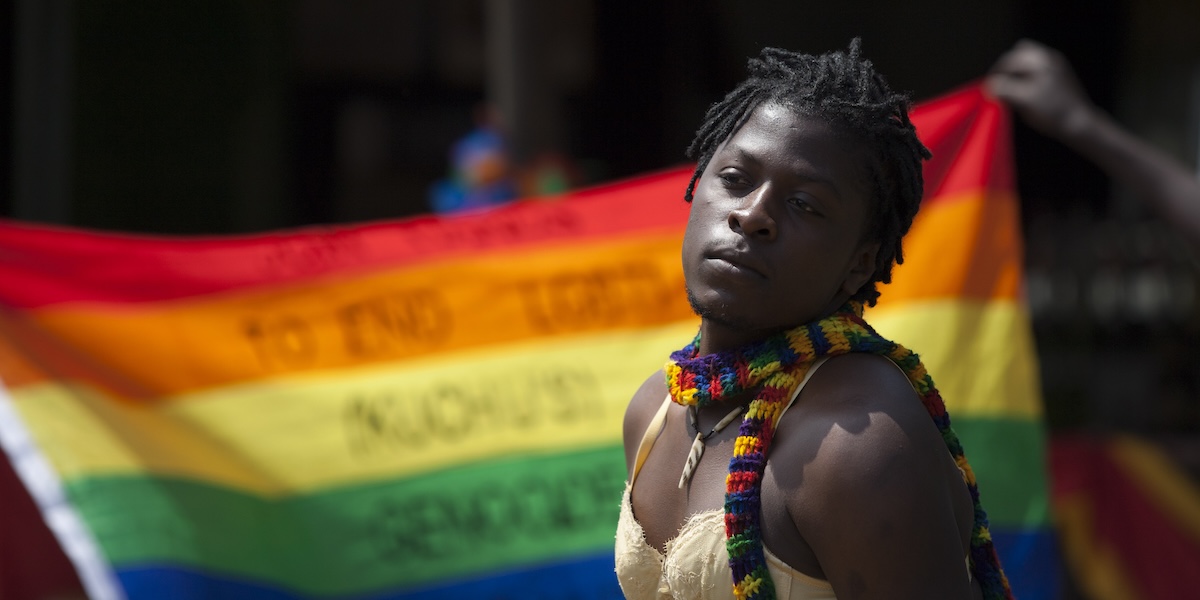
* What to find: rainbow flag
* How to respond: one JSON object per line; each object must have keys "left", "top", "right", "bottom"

{"left": 0, "top": 84, "right": 1056, "bottom": 599}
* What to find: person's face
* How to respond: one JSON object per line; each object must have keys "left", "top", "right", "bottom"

{"left": 682, "top": 102, "right": 879, "bottom": 353}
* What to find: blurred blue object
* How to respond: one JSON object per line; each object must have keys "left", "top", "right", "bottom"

{"left": 430, "top": 126, "right": 517, "bottom": 214}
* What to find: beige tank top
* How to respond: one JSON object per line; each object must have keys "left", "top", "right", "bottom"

{"left": 615, "top": 358, "right": 836, "bottom": 600}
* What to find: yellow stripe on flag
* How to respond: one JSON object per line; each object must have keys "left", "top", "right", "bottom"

{"left": 9, "top": 382, "right": 279, "bottom": 492}
{"left": 12, "top": 320, "right": 699, "bottom": 495}
{"left": 866, "top": 299, "right": 1042, "bottom": 419}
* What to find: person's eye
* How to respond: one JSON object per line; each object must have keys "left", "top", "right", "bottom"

{"left": 717, "top": 171, "right": 748, "bottom": 187}
{"left": 789, "top": 197, "right": 822, "bottom": 215}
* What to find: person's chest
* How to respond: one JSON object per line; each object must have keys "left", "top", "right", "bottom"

{"left": 630, "top": 405, "right": 823, "bottom": 576}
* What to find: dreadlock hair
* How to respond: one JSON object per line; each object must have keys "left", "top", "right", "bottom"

{"left": 684, "top": 39, "right": 931, "bottom": 307}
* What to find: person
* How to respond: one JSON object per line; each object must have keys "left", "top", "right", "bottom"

{"left": 614, "top": 41, "right": 1010, "bottom": 600}
{"left": 428, "top": 103, "right": 518, "bottom": 214}
{"left": 987, "top": 39, "right": 1200, "bottom": 248}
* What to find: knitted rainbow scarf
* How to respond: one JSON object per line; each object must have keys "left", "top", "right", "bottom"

{"left": 664, "top": 303, "right": 1012, "bottom": 600}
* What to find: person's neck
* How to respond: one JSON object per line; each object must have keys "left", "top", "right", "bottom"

{"left": 696, "top": 321, "right": 784, "bottom": 356}
{"left": 696, "top": 294, "right": 854, "bottom": 355}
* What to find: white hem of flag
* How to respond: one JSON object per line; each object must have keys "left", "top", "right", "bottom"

{"left": 0, "top": 379, "right": 125, "bottom": 600}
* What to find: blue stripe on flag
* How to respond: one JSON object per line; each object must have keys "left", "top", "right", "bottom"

{"left": 116, "top": 532, "right": 1055, "bottom": 599}
{"left": 382, "top": 552, "right": 622, "bottom": 600}
{"left": 115, "top": 552, "right": 623, "bottom": 600}
{"left": 117, "top": 566, "right": 301, "bottom": 600}
{"left": 992, "top": 527, "right": 1062, "bottom": 600}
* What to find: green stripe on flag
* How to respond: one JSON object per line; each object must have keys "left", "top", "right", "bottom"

{"left": 953, "top": 416, "right": 1050, "bottom": 529}
{"left": 66, "top": 417, "right": 1046, "bottom": 596}
{"left": 68, "top": 445, "right": 628, "bottom": 597}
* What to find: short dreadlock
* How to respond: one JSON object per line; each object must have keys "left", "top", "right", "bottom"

{"left": 684, "top": 39, "right": 931, "bottom": 307}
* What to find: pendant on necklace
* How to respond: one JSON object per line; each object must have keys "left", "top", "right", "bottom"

{"left": 678, "top": 432, "right": 706, "bottom": 489}
{"left": 677, "top": 404, "right": 745, "bottom": 489}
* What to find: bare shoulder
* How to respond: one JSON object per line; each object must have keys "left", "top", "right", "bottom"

{"left": 772, "top": 353, "right": 972, "bottom": 598}
{"left": 776, "top": 352, "right": 940, "bottom": 463}
{"left": 622, "top": 369, "right": 668, "bottom": 477}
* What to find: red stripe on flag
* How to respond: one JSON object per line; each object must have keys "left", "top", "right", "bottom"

{"left": 0, "top": 169, "right": 693, "bottom": 309}
{"left": 912, "top": 83, "right": 1014, "bottom": 203}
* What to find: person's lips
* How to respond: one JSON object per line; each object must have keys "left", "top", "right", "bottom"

{"left": 707, "top": 247, "right": 768, "bottom": 278}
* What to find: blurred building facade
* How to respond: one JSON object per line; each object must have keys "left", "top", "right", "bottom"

{"left": 1, "top": 0, "right": 1109, "bottom": 231}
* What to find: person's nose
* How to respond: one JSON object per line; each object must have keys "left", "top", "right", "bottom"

{"left": 728, "top": 185, "right": 777, "bottom": 241}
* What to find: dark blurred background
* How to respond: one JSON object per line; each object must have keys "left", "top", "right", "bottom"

{"left": 8, "top": 0, "right": 1194, "bottom": 233}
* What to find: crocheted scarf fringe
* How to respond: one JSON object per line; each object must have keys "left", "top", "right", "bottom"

{"left": 664, "top": 302, "right": 1013, "bottom": 600}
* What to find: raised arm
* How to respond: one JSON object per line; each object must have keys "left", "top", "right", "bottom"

{"left": 987, "top": 39, "right": 1200, "bottom": 247}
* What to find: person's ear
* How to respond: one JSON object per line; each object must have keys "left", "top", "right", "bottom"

{"left": 841, "top": 241, "right": 880, "bottom": 297}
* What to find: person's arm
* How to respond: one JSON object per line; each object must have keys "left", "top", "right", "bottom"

{"left": 777, "top": 354, "right": 976, "bottom": 599}
{"left": 987, "top": 39, "right": 1200, "bottom": 247}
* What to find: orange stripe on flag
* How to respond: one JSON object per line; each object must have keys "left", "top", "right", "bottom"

{"left": 0, "top": 321, "right": 49, "bottom": 388}
{"left": 2, "top": 232, "right": 692, "bottom": 401}
{"left": 878, "top": 190, "right": 1022, "bottom": 305}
